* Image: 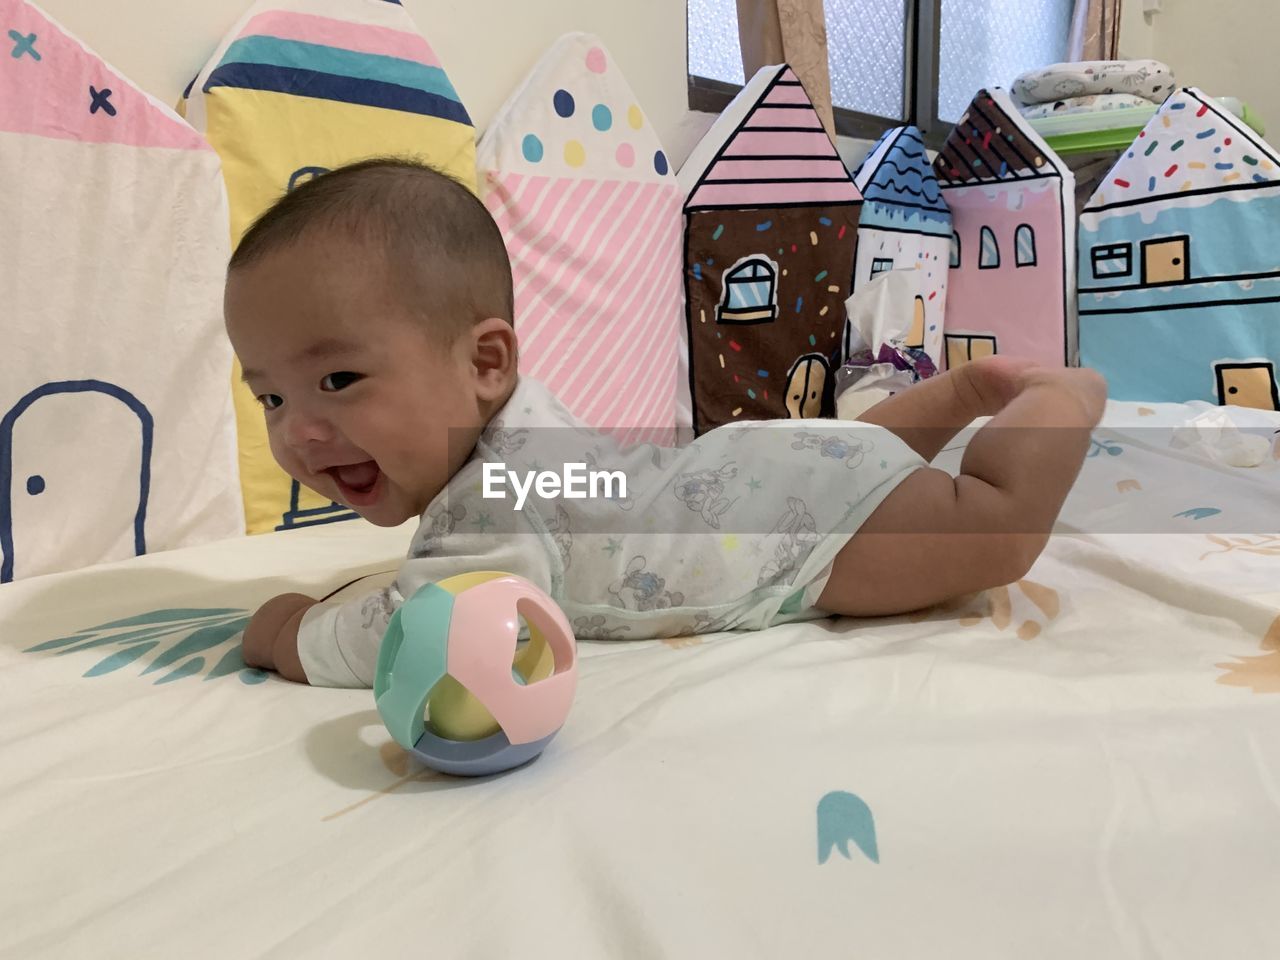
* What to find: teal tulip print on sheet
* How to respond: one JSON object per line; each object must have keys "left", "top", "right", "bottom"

{"left": 817, "top": 790, "right": 879, "bottom": 865}
{"left": 25, "top": 608, "right": 266, "bottom": 684}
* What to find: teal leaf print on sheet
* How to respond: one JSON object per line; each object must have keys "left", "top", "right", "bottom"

{"left": 817, "top": 790, "right": 880, "bottom": 865}
{"left": 85, "top": 641, "right": 160, "bottom": 677}
{"left": 25, "top": 609, "right": 264, "bottom": 685}
{"left": 139, "top": 620, "right": 248, "bottom": 676}
{"left": 93, "top": 608, "right": 244, "bottom": 629}
{"left": 1175, "top": 507, "right": 1222, "bottom": 521}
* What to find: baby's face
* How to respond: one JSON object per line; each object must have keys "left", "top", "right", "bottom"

{"left": 225, "top": 237, "right": 485, "bottom": 527}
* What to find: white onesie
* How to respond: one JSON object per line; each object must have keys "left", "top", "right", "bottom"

{"left": 297, "top": 377, "right": 925, "bottom": 686}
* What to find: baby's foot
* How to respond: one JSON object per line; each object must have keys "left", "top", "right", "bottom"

{"left": 954, "top": 354, "right": 1040, "bottom": 418}
{"left": 1022, "top": 365, "right": 1109, "bottom": 425}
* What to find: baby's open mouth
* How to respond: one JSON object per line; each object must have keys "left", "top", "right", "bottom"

{"left": 327, "top": 461, "right": 383, "bottom": 505}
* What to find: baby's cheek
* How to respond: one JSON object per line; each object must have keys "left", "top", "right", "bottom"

{"left": 264, "top": 431, "right": 303, "bottom": 480}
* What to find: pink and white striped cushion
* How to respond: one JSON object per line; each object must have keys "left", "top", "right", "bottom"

{"left": 477, "top": 33, "right": 683, "bottom": 444}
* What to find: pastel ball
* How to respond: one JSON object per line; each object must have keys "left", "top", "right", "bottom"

{"left": 592, "top": 104, "right": 613, "bottom": 132}
{"left": 585, "top": 47, "right": 607, "bottom": 74}
{"left": 553, "top": 89, "right": 575, "bottom": 118}
{"left": 628, "top": 105, "right": 644, "bottom": 129}
{"left": 615, "top": 142, "right": 635, "bottom": 168}
{"left": 653, "top": 150, "right": 669, "bottom": 176}
{"left": 521, "top": 134, "right": 544, "bottom": 163}
{"left": 564, "top": 140, "right": 587, "bottom": 167}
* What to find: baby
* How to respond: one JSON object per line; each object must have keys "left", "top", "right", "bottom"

{"left": 225, "top": 159, "right": 1107, "bottom": 686}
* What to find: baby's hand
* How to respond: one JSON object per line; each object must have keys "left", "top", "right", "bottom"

{"left": 242, "top": 593, "right": 317, "bottom": 683}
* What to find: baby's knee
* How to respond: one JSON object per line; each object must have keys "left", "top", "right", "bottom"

{"left": 984, "top": 532, "right": 1048, "bottom": 587}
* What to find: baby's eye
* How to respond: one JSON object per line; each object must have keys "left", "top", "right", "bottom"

{"left": 257, "top": 393, "right": 283, "bottom": 411}
{"left": 320, "top": 372, "right": 363, "bottom": 392}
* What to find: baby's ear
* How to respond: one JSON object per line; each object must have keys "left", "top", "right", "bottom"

{"left": 468, "top": 317, "right": 518, "bottom": 403}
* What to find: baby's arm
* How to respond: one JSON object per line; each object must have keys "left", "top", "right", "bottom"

{"left": 242, "top": 593, "right": 317, "bottom": 683}
{"left": 818, "top": 364, "right": 1107, "bottom": 617}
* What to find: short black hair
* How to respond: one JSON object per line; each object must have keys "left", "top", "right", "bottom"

{"left": 228, "top": 158, "right": 514, "bottom": 337}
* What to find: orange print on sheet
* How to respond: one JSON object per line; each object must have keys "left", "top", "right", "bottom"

{"left": 1200, "top": 534, "right": 1280, "bottom": 561}
{"left": 911, "top": 579, "right": 1061, "bottom": 640}
{"left": 1216, "top": 614, "right": 1280, "bottom": 694}
{"left": 664, "top": 635, "right": 703, "bottom": 650}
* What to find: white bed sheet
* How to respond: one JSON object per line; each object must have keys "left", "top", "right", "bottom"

{"left": 2, "top": 401, "right": 1279, "bottom": 959}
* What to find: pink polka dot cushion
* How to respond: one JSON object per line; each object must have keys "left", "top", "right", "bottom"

{"left": 477, "top": 33, "right": 683, "bottom": 444}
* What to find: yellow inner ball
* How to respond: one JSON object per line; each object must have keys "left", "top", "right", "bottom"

{"left": 425, "top": 572, "right": 556, "bottom": 742}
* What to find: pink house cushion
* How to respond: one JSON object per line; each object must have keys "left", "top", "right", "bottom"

{"left": 934, "top": 88, "right": 1077, "bottom": 369}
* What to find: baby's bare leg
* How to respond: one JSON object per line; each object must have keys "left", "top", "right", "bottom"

{"left": 850, "top": 355, "right": 1039, "bottom": 462}
{"left": 818, "top": 367, "right": 1107, "bottom": 617}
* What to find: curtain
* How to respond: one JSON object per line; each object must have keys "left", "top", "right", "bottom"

{"left": 735, "top": 0, "right": 835, "bottom": 137}
{"left": 1068, "top": 0, "right": 1123, "bottom": 61}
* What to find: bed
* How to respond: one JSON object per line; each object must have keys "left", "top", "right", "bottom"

{"left": 4, "top": 399, "right": 1279, "bottom": 958}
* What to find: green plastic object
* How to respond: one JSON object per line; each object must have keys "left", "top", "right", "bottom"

{"left": 1031, "top": 98, "right": 1265, "bottom": 157}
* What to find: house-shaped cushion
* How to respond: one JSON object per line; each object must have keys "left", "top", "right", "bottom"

{"left": 849, "top": 125, "right": 951, "bottom": 369}
{"left": 934, "top": 89, "right": 1076, "bottom": 369}
{"left": 181, "top": 0, "right": 477, "bottom": 535}
{"left": 0, "top": 0, "right": 242, "bottom": 583}
{"left": 1078, "top": 87, "right": 1280, "bottom": 410}
{"left": 679, "top": 64, "right": 862, "bottom": 434}
{"left": 477, "top": 33, "right": 683, "bottom": 445}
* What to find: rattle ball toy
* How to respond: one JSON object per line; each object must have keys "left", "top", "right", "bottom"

{"left": 374, "top": 571, "right": 577, "bottom": 776}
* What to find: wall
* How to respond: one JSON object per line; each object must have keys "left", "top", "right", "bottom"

{"left": 1121, "top": 0, "right": 1277, "bottom": 136}
{"left": 34, "top": 0, "right": 876, "bottom": 173}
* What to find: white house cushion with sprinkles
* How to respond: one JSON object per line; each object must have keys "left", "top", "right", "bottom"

{"left": 1078, "top": 87, "right": 1280, "bottom": 407}
{"left": 1086, "top": 88, "right": 1280, "bottom": 207}
{"left": 0, "top": 0, "right": 243, "bottom": 582}
{"left": 849, "top": 125, "right": 951, "bottom": 369}
{"left": 477, "top": 33, "right": 683, "bottom": 443}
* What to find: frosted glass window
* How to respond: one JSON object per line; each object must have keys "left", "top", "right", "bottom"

{"left": 689, "top": 0, "right": 907, "bottom": 119}
{"left": 825, "top": 0, "right": 907, "bottom": 119}
{"left": 688, "top": 0, "right": 745, "bottom": 86}
{"left": 938, "top": 0, "right": 1073, "bottom": 123}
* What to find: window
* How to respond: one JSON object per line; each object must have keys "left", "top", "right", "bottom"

{"left": 949, "top": 231, "right": 960, "bottom": 268}
{"left": 945, "top": 333, "right": 998, "bottom": 368}
{"left": 1015, "top": 224, "right": 1037, "bottom": 267}
{"left": 688, "top": 0, "right": 1074, "bottom": 144}
{"left": 936, "top": 0, "right": 1073, "bottom": 123}
{"left": 979, "top": 226, "right": 999, "bottom": 269}
{"left": 1091, "top": 243, "right": 1132, "bottom": 279}
{"left": 718, "top": 256, "right": 779, "bottom": 324}
{"left": 871, "top": 257, "right": 895, "bottom": 278}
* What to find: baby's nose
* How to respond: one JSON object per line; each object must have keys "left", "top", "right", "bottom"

{"left": 281, "top": 408, "right": 335, "bottom": 449}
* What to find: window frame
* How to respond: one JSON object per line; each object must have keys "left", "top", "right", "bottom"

{"left": 717, "top": 255, "right": 781, "bottom": 324}
{"left": 978, "top": 225, "right": 1000, "bottom": 270}
{"left": 1014, "top": 223, "right": 1037, "bottom": 267}
{"left": 687, "top": 0, "right": 951, "bottom": 148}
{"left": 1090, "top": 242, "right": 1133, "bottom": 279}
